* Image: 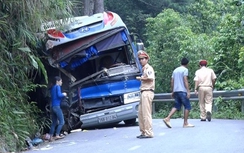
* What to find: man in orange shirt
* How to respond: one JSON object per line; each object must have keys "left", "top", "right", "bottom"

{"left": 194, "top": 60, "right": 217, "bottom": 122}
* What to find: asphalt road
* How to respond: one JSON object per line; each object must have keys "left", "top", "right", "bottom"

{"left": 26, "top": 119, "right": 244, "bottom": 153}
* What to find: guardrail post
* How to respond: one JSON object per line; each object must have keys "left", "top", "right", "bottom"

{"left": 152, "top": 102, "right": 155, "bottom": 115}
{"left": 213, "top": 100, "right": 218, "bottom": 112}
{"left": 242, "top": 100, "right": 244, "bottom": 113}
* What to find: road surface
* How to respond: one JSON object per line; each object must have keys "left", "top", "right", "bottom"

{"left": 26, "top": 119, "right": 244, "bottom": 153}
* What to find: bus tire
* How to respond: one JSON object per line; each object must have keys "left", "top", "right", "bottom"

{"left": 124, "top": 118, "right": 136, "bottom": 125}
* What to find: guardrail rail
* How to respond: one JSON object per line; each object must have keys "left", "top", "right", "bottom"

{"left": 153, "top": 89, "right": 244, "bottom": 113}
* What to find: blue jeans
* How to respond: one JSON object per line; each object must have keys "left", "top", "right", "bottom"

{"left": 49, "top": 106, "right": 64, "bottom": 136}
{"left": 173, "top": 92, "right": 191, "bottom": 110}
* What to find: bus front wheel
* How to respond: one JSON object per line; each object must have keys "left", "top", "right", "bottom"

{"left": 124, "top": 118, "right": 137, "bottom": 125}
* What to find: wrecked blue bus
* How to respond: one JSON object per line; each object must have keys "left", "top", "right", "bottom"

{"left": 40, "top": 11, "right": 143, "bottom": 131}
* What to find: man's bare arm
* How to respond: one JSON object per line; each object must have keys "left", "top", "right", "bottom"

{"left": 212, "top": 78, "right": 216, "bottom": 89}
{"left": 194, "top": 81, "right": 199, "bottom": 91}
{"left": 171, "top": 78, "right": 174, "bottom": 92}
{"left": 183, "top": 76, "right": 190, "bottom": 92}
{"left": 184, "top": 76, "right": 190, "bottom": 98}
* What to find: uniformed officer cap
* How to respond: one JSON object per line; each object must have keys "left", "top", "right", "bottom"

{"left": 138, "top": 50, "right": 150, "bottom": 59}
{"left": 199, "top": 59, "right": 207, "bottom": 66}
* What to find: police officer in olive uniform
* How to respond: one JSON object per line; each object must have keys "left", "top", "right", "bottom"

{"left": 136, "top": 50, "right": 155, "bottom": 139}
{"left": 194, "top": 60, "right": 217, "bottom": 122}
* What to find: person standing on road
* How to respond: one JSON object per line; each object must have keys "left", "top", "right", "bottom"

{"left": 136, "top": 50, "right": 155, "bottom": 139}
{"left": 163, "top": 58, "right": 194, "bottom": 128}
{"left": 49, "top": 76, "right": 67, "bottom": 141}
{"left": 194, "top": 60, "right": 217, "bottom": 122}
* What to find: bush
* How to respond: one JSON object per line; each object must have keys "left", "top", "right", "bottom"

{"left": 153, "top": 101, "right": 200, "bottom": 119}
{"left": 153, "top": 99, "right": 244, "bottom": 120}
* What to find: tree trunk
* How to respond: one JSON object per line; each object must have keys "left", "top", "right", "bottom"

{"left": 72, "top": 1, "right": 83, "bottom": 16}
{"left": 83, "top": 0, "right": 104, "bottom": 16}
{"left": 94, "top": 0, "right": 104, "bottom": 14}
{"left": 83, "top": 0, "right": 94, "bottom": 16}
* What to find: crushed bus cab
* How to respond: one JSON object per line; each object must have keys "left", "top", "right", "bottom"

{"left": 39, "top": 11, "right": 144, "bottom": 132}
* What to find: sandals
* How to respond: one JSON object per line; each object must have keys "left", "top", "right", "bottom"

{"left": 183, "top": 124, "right": 194, "bottom": 128}
{"left": 163, "top": 118, "right": 172, "bottom": 128}
{"left": 54, "top": 135, "right": 65, "bottom": 140}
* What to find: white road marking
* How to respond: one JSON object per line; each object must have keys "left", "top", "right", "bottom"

{"left": 67, "top": 141, "right": 77, "bottom": 146}
{"left": 40, "top": 146, "right": 53, "bottom": 150}
{"left": 128, "top": 145, "right": 141, "bottom": 151}
{"left": 159, "top": 132, "right": 165, "bottom": 136}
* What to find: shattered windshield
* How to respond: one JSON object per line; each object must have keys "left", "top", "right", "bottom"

{"left": 67, "top": 45, "right": 139, "bottom": 88}
{"left": 47, "top": 28, "right": 140, "bottom": 87}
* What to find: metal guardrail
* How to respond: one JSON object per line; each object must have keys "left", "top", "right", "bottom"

{"left": 153, "top": 89, "right": 244, "bottom": 113}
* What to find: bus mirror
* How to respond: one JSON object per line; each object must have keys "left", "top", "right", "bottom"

{"left": 130, "top": 34, "right": 135, "bottom": 42}
{"left": 137, "top": 42, "right": 144, "bottom": 51}
{"left": 130, "top": 33, "right": 144, "bottom": 51}
{"left": 130, "top": 33, "right": 141, "bottom": 43}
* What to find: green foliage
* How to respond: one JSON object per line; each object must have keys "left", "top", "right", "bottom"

{"left": 145, "top": 9, "right": 215, "bottom": 92}
{"left": 1, "top": 0, "right": 244, "bottom": 150}
{"left": 146, "top": 9, "right": 187, "bottom": 92}
{"left": 216, "top": 79, "right": 244, "bottom": 90}
{"left": 0, "top": 99, "right": 41, "bottom": 151}
{"left": 154, "top": 99, "right": 244, "bottom": 120}
{"left": 187, "top": 0, "right": 221, "bottom": 34}
{"left": 104, "top": 0, "right": 193, "bottom": 43}
{"left": 0, "top": 0, "right": 74, "bottom": 151}
{"left": 105, "top": 0, "right": 152, "bottom": 42}
{"left": 213, "top": 15, "right": 243, "bottom": 81}
{"left": 144, "top": 0, "right": 244, "bottom": 90}
{"left": 145, "top": 0, "right": 244, "bottom": 120}
{"left": 213, "top": 98, "right": 244, "bottom": 119}
{"left": 153, "top": 102, "right": 200, "bottom": 119}
{"left": 106, "top": 1, "right": 244, "bottom": 92}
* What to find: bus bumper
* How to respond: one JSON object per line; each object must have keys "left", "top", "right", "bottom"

{"left": 80, "top": 102, "right": 139, "bottom": 129}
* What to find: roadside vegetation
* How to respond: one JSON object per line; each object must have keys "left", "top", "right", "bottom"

{"left": 106, "top": 0, "right": 244, "bottom": 120}
{"left": 142, "top": 0, "right": 244, "bottom": 120}
{"left": 1, "top": 0, "right": 244, "bottom": 152}
{"left": 153, "top": 99, "right": 244, "bottom": 120}
{"left": 0, "top": 0, "right": 73, "bottom": 152}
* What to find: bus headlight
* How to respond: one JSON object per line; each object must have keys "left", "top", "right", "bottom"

{"left": 123, "top": 91, "right": 141, "bottom": 104}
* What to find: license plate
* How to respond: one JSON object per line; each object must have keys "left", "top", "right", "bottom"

{"left": 98, "top": 114, "right": 117, "bottom": 123}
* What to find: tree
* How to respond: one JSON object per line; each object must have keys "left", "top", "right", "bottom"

{"left": 94, "top": 0, "right": 104, "bottom": 13}
{"left": 104, "top": 0, "right": 194, "bottom": 43}
{"left": 145, "top": 0, "right": 244, "bottom": 92}
{"left": 83, "top": 0, "right": 104, "bottom": 15}
{"left": 0, "top": 0, "right": 73, "bottom": 151}
{"left": 146, "top": 9, "right": 193, "bottom": 92}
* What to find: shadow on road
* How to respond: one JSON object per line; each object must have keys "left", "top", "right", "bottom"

{"left": 80, "top": 121, "right": 139, "bottom": 131}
